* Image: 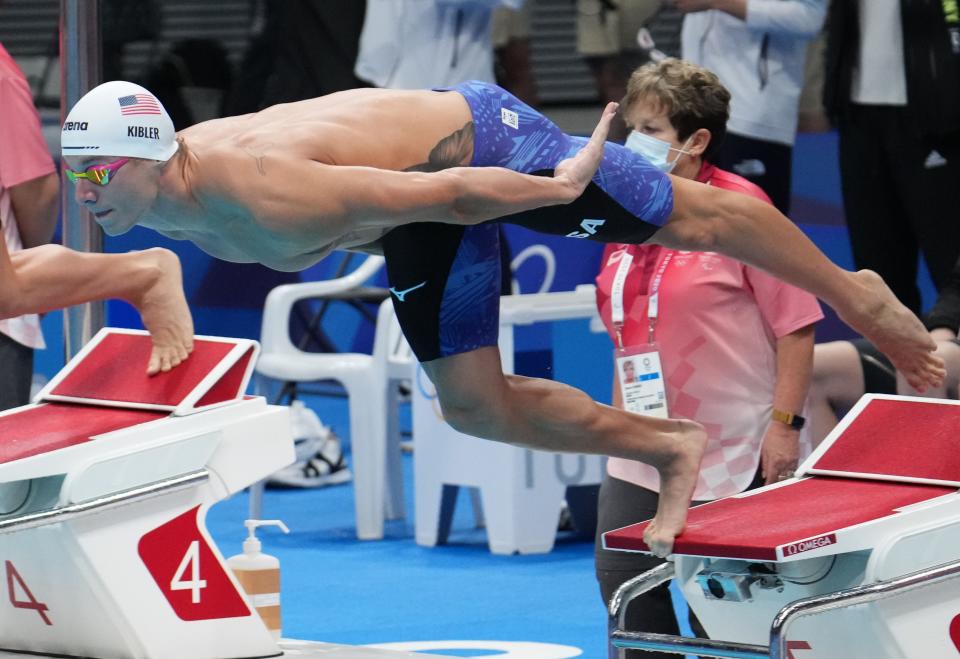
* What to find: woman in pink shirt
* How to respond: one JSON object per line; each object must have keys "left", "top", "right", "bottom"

{"left": 594, "top": 59, "right": 823, "bottom": 658}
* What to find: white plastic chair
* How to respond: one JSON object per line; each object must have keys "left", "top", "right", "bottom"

{"left": 252, "top": 255, "right": 414, "bottom": 540}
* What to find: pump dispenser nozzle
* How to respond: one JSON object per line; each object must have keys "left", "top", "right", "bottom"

{"left": 242, "top": 519, "right": 290, "bottom": 555}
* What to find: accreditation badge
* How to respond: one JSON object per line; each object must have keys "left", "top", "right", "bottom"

{"left": 615, "top": 345, "right": 668, "bottom": 419}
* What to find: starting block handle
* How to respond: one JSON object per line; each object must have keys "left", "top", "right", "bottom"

{"left": 611, "top": 631, "right": 769, "bottom": 658}
{"left": 608, "top": 562, "right": 770, "bottom": 658}
{"left": 0, "top": 470, "right": 208, "bottom": 536}
{"left": 769, "top": 557, "right": 960, "bottom": 659}
{"left": 609, "top": 557, "right": 960, "bottom": 659}
{"left": 608, "top": 561, "right": 674, "bottom": 624}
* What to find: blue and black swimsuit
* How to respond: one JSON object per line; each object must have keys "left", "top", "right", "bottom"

{"left": 381, "top": 81, "right": 674, "bottom": 363}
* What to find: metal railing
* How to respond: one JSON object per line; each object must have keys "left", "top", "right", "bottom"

{"left": 609, "top": 556, "right": 960, "bottom": 658}
{"left": 0, "top": 470, "right": 208, "bottom": 535}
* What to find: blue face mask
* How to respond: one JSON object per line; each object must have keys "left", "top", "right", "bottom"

{"left": 624, "top": 130, "right": 693, "bottom": 173}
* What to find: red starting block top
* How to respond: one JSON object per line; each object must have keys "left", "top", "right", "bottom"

{"left": 603, "top": 476, "right": 955, "bottom": 561}
{"left": 0, "top": 402, "right": 166, "bottom": 465}
{"left": 604, "top": 396, "right": 960, "bottom": 560}
{"left": 807, "top": 397, "right": 960, "bottom": 486}
{"left": 37, "top": 329, "right": 259, "bottom": 416}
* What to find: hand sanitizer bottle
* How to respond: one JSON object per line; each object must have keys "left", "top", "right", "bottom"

{"left": 226, "top": 519, "right": 290, "bottom": 639}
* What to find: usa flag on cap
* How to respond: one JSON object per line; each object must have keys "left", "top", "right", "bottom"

{"left": 118, "top": 93, "right": 161, "bottom": 116}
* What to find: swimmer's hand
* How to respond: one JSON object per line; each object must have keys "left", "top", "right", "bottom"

{"left": 132, "top": 248, "right": 194, "bottom": 375}
{"left": 553, "top": 102, "right": 618, "bottom": 201}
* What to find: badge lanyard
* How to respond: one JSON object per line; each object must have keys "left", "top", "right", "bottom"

{"left": 612, "top": 248, "right": 674, "bottom": 419}
{"left": 612, "top": 248, "right": 674, "bottom": 349}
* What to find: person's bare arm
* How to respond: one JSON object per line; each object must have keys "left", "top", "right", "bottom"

{"left": 9, "top": 172, "right": 59, "bottom": 248}
{"left": 653, "top": 176, "right": 943, "bottom": 390}
{"left": 760, "top": 324, "right": 814, "bottom": 484}
{"left": 243, "top": 103, "right": 619, "bottom": 234}
{"left": 1, "top": 243, "right": 193, "bottom": 374}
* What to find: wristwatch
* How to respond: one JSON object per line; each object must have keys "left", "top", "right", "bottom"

{"left": 772, "top": 408, "right": 806, "bottom": 430}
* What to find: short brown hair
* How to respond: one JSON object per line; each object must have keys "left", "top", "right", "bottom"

{"left": 624, "top": 58, "right": 731, "bottom": 162}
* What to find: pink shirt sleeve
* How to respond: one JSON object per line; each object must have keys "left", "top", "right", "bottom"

{"left": 744, "top": 264, "right": 824, "bottom": 338}
{"left": 0, "top": 71, "right": 56, "bottom": 189}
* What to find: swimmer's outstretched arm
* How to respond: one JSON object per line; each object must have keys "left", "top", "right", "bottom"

{"left": 655, "top": 176, "right": 944, "bottom": 391}
{"left": 0, "top": 243, "right": 193, "bottom": 374}
{"left": 234, "top": 104, "right": 619, "bottom": 233}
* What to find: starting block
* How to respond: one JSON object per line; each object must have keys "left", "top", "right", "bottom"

{"left": 603, "top": 394, "right": 960, "bottom": 659}
{"left": 0, "top": 329, "right": 447, "bottom": 659}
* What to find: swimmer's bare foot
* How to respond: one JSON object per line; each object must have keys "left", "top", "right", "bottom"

{"left": 642, "top": 419, "right": 707, "bottom": 558}
{"left": 131, "top": 248, "right": 194, "bottom": 375}
{"left": 840, "top": 270, "right": 944, "bottom": 392}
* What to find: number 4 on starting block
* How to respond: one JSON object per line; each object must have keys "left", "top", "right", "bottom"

{"left": 5, "top": 561, "right": 52, "bottom": 625}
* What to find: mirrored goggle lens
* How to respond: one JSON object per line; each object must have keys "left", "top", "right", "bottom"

{"left": 66, "top": 167, "right": 110, "bottom": 185}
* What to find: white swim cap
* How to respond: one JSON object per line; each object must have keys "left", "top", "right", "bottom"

{"left": 61, "top": 80, "right": 178, "bottom": 161}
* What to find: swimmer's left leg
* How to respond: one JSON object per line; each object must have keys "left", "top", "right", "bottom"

{"left": 422, "top": 346, "right": 707, "bottom": 557}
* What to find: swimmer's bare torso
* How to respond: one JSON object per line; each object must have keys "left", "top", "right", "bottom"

{"left": 153, "top": 88, "right": 486, "bottom": 271}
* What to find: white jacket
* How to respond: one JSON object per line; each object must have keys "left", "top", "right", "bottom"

{"left": 681, "top": 0, "right": 826, "bottom": 146}
{"left": 356, "top": 0, "right": 522, "bottom": 90}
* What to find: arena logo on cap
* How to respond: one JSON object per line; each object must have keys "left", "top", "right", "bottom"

{"left": 128, "top": 126, "right": 161, "bottom": 140}
{"left": 63, "top": 121, "right": 88, "bottom": 131}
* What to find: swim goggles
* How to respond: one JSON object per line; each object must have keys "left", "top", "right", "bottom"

{"left": 65, "top": 158, "right": 130, "bottom": 186}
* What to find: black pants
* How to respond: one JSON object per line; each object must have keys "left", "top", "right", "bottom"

{"left": 713, "top": 132, "right": 793, "bottom": 215}
{"left": 595, "top": 471, "right": 764, "bottom": 659}
{"left": 0, "top": 333, "right": 33, "bottom": 411}
{"left": 839, "top": 104, "right": 960, "bottom": 314}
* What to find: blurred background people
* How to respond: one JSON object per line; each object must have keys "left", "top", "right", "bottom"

{"left": 678, "top": 0, "right": 827, "bottom": 213}
{"left": 823, "top": 0, "right": 960, "bottom": 314}
{"left": 356, "top": 0, "right": 522, "bottom": 90}
{"left": 0, "top": 40, "right": 58, "bottom": 410}
{"left": 796, "top": 29, "right": 830, "bottom": 133}
{"left": 492, "top": 2, "right": 540, "bottom": 107}
{"left": 592, "top": 58, "right": 822, "bottom": 658}
{"left": 576, "top": 0, "right": 668, "bottom": 141}
{"left": 229, "top": 0, "right": 369, "bottom": 115}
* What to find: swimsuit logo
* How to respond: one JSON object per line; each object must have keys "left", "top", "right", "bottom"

{"left": 925, "top": 150, "right": 948, "bottom": 169}
{"left": 501, "top": 107, "right": 519, "bottom": 130}
{"left": 567, "top": 218, "right": 606, "bottom": 239}
{"left": 783, "top": 533, "right": 836, "bottom": 556}
{"left": 128, "top": 126, "right": 161, "bottom": 140}
{"left": 63, "top": 121, "right": 89, "bottom": 131}
{"left": 390, "top": 281, "right": 427, "bottom": 302}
